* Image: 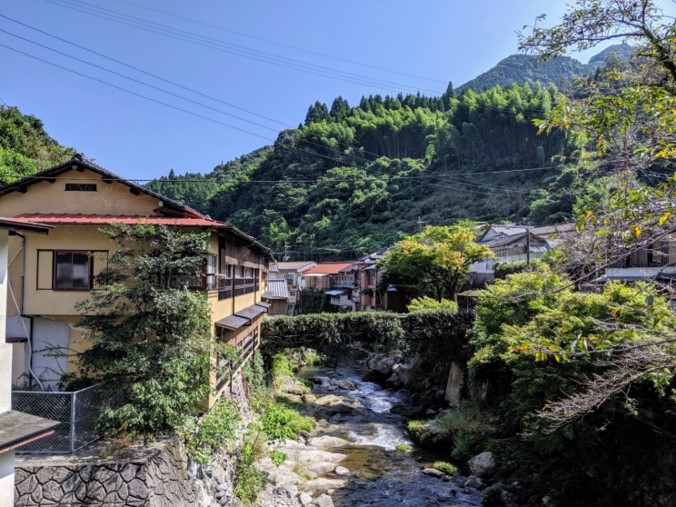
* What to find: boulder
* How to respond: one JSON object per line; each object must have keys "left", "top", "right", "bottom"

{"left": 444, "top": 362, "right": 465, "bottom": 408}
{"left": 315, "top": 493, "right": 335, "bottom": 507}
{"left": 307, "top": 435, "right": 350, "bottom": 449}
{"left": 422, "top": 468, "right": 445, "bottom": 478}
{"left": 275, "top": 483, "right": 299, "bottom": 499}
{"left": 302, "top": 478, "right": 345, "bottom": 494}
{"left": 334, "top": 466, "right": 350, "bottom": 477}
{"left": 468, "top": 451, "right": 496, "bottom": 479}
{"left": 299, "top": 492, "right": 314, "bottom": 507}
{"left": 281, "top": 376, "right": 308, "bottom": 396}
{"left": 464, "top": 475, "right": 483, "bottom": 489}
{"left": 335, "top": 379, "right": 357, "bottom": 391}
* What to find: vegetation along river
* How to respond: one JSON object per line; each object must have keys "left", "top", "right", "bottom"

{"left": 299, "top": 363, "right": 483, "bottom": 507}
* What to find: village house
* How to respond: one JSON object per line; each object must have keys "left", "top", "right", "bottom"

{"left": 0, "top": 155, "right": 274, "bottom": 408}
{"left": 0, "top": 218, "right": 59, "bottom": 506}
{"left": 269, "top": 260, "right": 316, "bottom": 315}
{"left": 297, "top": 261, "right": 356, "bottom": 311}
{"left": 471, "top": 223, "right": 575, "bottom": 285}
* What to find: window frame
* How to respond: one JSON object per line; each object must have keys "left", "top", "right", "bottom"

{"left": 52, "top": 250, "right": 94, "bottom": 291}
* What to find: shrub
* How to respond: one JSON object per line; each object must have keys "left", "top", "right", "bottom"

{"left": 260, "top": 403, "right": 314, "bottom": 441}
{"left": 268, "top": 449, "right": 288, "bottom": 467}
{"left": 234, "top": 430, "right": 266, "bottom": 503}
{"left": 188, "top": 398, "right": 240, "bottom": 464}
{"left": 407, "top": 296, "right": 458, "bottom": 313}
{"left": 432, "top": 461, "right": 458, "bottom": 475}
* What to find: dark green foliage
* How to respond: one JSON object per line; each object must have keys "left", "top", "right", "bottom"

{"left": 76, "top": 224, "right": 214, "bottom": 438}
{"left": 0, "top": 105, "right": 74, "bottom": 183}
{"left": 262, "top": 310, "right": 473, "bottom": 363}
{"left": 298, "top": 289, "right": 334, "bottom": 314}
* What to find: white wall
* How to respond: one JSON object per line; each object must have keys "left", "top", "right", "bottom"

{"left": 32, "top": 317, "right": 70, "bottom": 389}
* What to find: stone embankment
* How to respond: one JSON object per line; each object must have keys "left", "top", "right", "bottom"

{"left": 14, "top": 438, "right": 197, "bottom": 507}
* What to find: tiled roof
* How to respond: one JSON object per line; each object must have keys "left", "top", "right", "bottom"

{"left": 263, "top": 279, "right": 290, "bottom": 300}
{"left": 302, "top": 261, "right": 355, "bottom": 276}
{"left": 12, "top": 213, "right": 231, "bottom": 228}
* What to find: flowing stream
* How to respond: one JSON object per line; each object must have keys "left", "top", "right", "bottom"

{"left": 300, "top": 363, "right": 483, "bottom": 507}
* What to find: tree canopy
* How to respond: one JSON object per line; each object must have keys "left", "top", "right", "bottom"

{"left": 380, "top": 225, "right": 492, "bottom": 301}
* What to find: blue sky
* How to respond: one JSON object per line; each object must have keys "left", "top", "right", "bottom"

{"left": 1, "top": 0, "right": 673, "bottom": 181}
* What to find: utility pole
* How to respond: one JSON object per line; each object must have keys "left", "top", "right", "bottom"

{"left": 526, "top": 226, "right": 531, "bottom": 266}
{"left": 283, "top": 241, "right": 289, "bottom": 262}
{"left": 416, "top": 217, "right": 427, "bottom": 232}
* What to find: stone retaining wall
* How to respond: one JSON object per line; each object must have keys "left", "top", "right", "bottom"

{"left": 14, "top": 438, "right": 197, "bottom": 506}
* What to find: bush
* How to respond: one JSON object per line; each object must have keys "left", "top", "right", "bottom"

{"left": 407, "top": 296, "right": 458, "bottom": 313}
{"left": 432, "top": 461, "right": 458, "bottom": 475}
{"left": 268, "top": 449, "right": 288, "bottom": 467}
{"left": 235, "top": 430, "right": 266, "bottom": 503}
{"left": 188, "top": 398, "right": 240, "bottom": 464}
{"left": 260, "top": 403, "right": 314, "bottom": 441}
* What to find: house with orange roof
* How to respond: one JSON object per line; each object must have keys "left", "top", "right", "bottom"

{"left": 0, "top": 155, "right": 274, "bottom": 407}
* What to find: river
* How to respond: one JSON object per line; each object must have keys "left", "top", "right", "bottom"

{"left": 299, "top": 363, "right": 483, "bottom": 507}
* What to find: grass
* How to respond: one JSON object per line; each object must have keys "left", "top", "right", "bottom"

{"left": 395, "top": 444, "right": 413, "bottom": 452}
{"left": 261, "top": 403, "right": 314, "bottom": 441}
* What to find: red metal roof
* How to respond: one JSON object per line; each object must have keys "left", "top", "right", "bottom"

{"left": 302, "top": 261, "right": 355, "bottom": 276}
{"left": 12, "top": 213, "right": 232, "bottom": 228}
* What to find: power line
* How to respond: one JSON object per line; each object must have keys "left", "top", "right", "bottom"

{"left": 0, "top": 42, "right": 274, "bottom": 141}
{"left": 0, "top": 27, "right": 280, "bottom": 133}
{"left": 0, "top": 14, "right": 288, "bottom": 127}
{"left": 41, "top": 0, "right": 443, "bottom": 95}
{"left": 111, "top": 0, "right": 447, "bottom": 85}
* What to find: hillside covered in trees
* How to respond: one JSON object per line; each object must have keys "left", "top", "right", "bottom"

{"left": 0, "top": 105, "right": 74, "bottom": 184}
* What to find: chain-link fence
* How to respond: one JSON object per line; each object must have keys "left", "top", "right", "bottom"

{"left": 12, "top": 383, "right": 104, "bottom": 454}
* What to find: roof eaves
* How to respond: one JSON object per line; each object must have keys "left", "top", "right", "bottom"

{"left": 0, "top": 155, "right": 204, "bottom": 219}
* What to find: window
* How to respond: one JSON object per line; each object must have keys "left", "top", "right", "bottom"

{"left": 206, "top": 254, "right": 216, "bottom": 290}
{"left": 54, "top": 251, "right": 91, "bottom": 290}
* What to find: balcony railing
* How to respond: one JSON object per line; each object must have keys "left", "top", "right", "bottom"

{"left": 217, "top": 275, "right": 259, "bottom": 301}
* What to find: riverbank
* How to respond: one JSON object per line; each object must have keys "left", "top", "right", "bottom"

{"left": 257, "top": 359, "right": 483, "bottom": 507}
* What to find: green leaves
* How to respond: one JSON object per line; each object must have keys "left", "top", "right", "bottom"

{"left": 77, "top": 224, "right": 214, "bottom": 438}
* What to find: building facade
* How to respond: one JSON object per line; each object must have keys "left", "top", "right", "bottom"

{"left": 0, "top": 156, "right": 273, "bottom": 406}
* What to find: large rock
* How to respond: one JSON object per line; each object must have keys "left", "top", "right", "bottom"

{"left": 302, "top": 478, "right": 345, "bottom": 493}
{"left": 444, "top": 362, "right": 465, "bottom": 408}
{"left": 468, "top": 451, "right": 496, "bottom": 478}
{"left": 307, "top": 435, "right": 350, "bottom": 449}
{"left": 315, "top": 493, "right": 335, "bottom": 507}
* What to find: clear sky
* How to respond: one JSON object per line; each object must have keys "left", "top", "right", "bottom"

{"left": 1, "top": 0, "right": 674, "bottom": 181}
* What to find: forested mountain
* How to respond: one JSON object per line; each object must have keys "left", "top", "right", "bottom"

{"left": 0, "top": 106, "right": 74, "bottom": 184}
{"left": 144, "top": 47, "right": 635, "bottom": 260}
{"left": 150, "top": 84, "right": 604, "bottom": 259}
{"left": 459, "top": 44, "right": 634, "bottom": 92}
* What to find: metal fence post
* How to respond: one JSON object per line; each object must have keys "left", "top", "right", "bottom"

{"left": 70, "top": 390, "right": 77, "bottom": 453}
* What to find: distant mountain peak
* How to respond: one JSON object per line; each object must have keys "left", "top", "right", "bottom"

{"left": 459, "top": 44, "right": 635, "bottom": 92}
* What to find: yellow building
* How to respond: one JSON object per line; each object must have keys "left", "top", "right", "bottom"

{"left": 0, "top": 155, "right": 273, "bottom": 406}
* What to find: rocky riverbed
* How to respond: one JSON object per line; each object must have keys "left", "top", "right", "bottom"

{"left": 256, "top": 363, "right": 483, "bottom": 507}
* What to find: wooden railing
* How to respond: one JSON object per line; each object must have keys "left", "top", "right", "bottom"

{"left": 216, "top": 275, "right": 259, "bottom": 301}
{"left": 216, "top": 330, "right": 259, "bottom": 391}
